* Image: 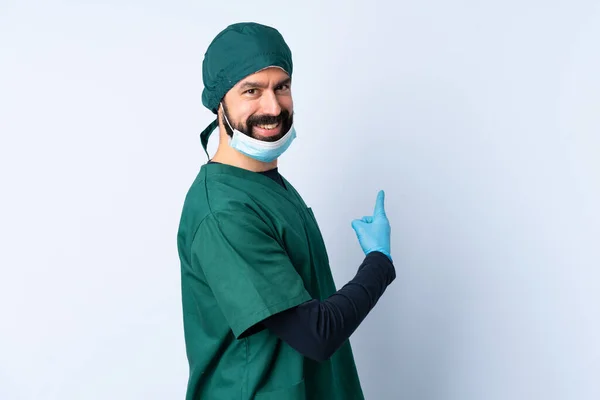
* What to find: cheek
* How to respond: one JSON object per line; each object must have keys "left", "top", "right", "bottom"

{"left": 281, "top": 98, "right": 293, "bottom": 114}
{"left": 237, "top": 104, "right": 259, "bottom": 124}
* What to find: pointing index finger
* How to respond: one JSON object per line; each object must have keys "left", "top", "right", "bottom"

{"left": 374, "top": 190, "right": 386, "bottom": 217}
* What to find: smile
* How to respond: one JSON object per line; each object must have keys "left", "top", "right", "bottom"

{"left": 256, "top": 123, "right": 280, "bottom": 130}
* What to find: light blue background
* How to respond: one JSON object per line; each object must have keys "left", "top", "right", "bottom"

{"left": 1, "top": 1, "right": 598, "bottom": 399}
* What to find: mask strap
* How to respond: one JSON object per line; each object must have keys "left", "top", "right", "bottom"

{"left": 220, "top": 102, "right": 236, "bottom": 132}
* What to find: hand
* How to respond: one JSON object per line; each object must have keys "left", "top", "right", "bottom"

{"left": 351, "top": 190, "right": 392, "bottom": 262}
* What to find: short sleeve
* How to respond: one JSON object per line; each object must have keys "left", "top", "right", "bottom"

{"left": 191, "top": 209, "right": 312, "bottom": 339}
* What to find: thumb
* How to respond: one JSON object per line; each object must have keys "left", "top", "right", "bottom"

{"left": 351, "top": 219, "right": 364, "bottom": 232}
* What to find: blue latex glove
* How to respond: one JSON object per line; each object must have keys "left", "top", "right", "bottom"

{"left": 351, "top": 190, "right": 392, "bottom": 262}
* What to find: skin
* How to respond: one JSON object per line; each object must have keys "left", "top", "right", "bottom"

{"left": 210, "top": 66, "right": 294, "bottom": 172}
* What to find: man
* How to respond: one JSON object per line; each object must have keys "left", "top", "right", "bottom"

{"left": 177, "top": 22, "right": 396, "bottom": 400}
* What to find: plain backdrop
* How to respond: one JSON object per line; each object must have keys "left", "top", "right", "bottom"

{"left": 1, "top": 1, "right": 599, "bottom": 399}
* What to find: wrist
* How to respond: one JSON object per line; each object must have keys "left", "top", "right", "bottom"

{"left": 367, "top": 249, "right": 392, "bottom": 263}
{"left": 364, "top": 251, "right": 396, "bottom": 284}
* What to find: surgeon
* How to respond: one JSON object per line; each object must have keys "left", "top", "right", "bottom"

{"left": 177, "top": 22, "right": 396, "bottom": 400}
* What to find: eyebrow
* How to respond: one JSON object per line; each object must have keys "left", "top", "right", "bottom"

{"left": 238, "top": 77, "right": 291, "bottom": 91}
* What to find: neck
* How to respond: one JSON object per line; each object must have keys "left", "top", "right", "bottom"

{"left": 211, "top": 127, "right": 278, "bottom": 172}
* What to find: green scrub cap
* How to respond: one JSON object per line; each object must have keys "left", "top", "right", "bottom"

{"left": 199, "top": 22, "right": 294, "bottom": 158}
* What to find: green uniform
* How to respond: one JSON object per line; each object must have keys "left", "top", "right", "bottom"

{"left": 177, "top": 162, "right": 365, "bottom": 399}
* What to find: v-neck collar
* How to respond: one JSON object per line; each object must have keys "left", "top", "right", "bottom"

{"left": 208, "top": 160, "right": 286, "bottom": 190}
{"left": 201, "top": 162, "right": 305, "bottom": 210}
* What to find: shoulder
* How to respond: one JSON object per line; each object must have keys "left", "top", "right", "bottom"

{"left": 178, "top": 167, "right": 263, "bottom": 249}
{"left": 180, "top": 165, "right": 257, "bottom": 218}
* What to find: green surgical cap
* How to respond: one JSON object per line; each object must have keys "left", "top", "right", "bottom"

{"left": 199, "top": 22, "right": 294, "bottom": 158}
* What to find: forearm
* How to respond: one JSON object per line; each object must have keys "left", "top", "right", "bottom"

{"left": 262, "top": 251, "right": 396, "bottom": 362}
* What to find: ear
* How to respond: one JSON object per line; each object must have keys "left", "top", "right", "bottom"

{"left": 218, "top": 102, "right": 227, "bottom": 128}
{"left": 218, "top": 102, "right": 235, "bottom": 139}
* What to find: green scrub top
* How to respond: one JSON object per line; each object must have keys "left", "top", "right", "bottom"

{"left": 177, "top": 162, "right": 365, "bottom": 399}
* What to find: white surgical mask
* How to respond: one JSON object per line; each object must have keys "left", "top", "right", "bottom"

{"left": 221, "top": 103, "right": 296, "bottom": 163}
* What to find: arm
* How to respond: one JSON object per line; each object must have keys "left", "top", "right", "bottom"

{"left": 263, "top": 251, "right": 395, "bottom": 362}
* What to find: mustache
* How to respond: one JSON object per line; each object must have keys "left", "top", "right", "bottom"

{"left": 247, "top": 110, "right": 291, "bottom": 126}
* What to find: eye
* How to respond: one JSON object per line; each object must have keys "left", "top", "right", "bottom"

{"left": 244, "top": 89, "right": 257, "bottom": 95}
{"left": 276, "top": 84, "right": 290, "bottom": 92}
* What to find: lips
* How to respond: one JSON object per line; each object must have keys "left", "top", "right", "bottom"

{"left": 253, "top": 122, "right": 282, "bottom": 137}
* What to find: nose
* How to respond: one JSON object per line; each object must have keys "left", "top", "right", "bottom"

{"left": 259, "top": 90, "right": 282, "bottom": 116}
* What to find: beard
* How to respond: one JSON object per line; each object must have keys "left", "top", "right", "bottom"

{"left": 222, "top": 102, "right": 293, "bottom": 142}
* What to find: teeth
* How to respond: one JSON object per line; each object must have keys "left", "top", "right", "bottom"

{"left": 257, "top": 123, "right": 278, "bottom": 130}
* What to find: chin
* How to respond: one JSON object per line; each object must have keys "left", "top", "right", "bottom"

{"left": 253, "top": 133, "right": 285, "bottom": 142}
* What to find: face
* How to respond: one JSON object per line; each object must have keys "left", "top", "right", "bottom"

{"left": 220, "top": 66, "right": 293, "bottom": 142}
